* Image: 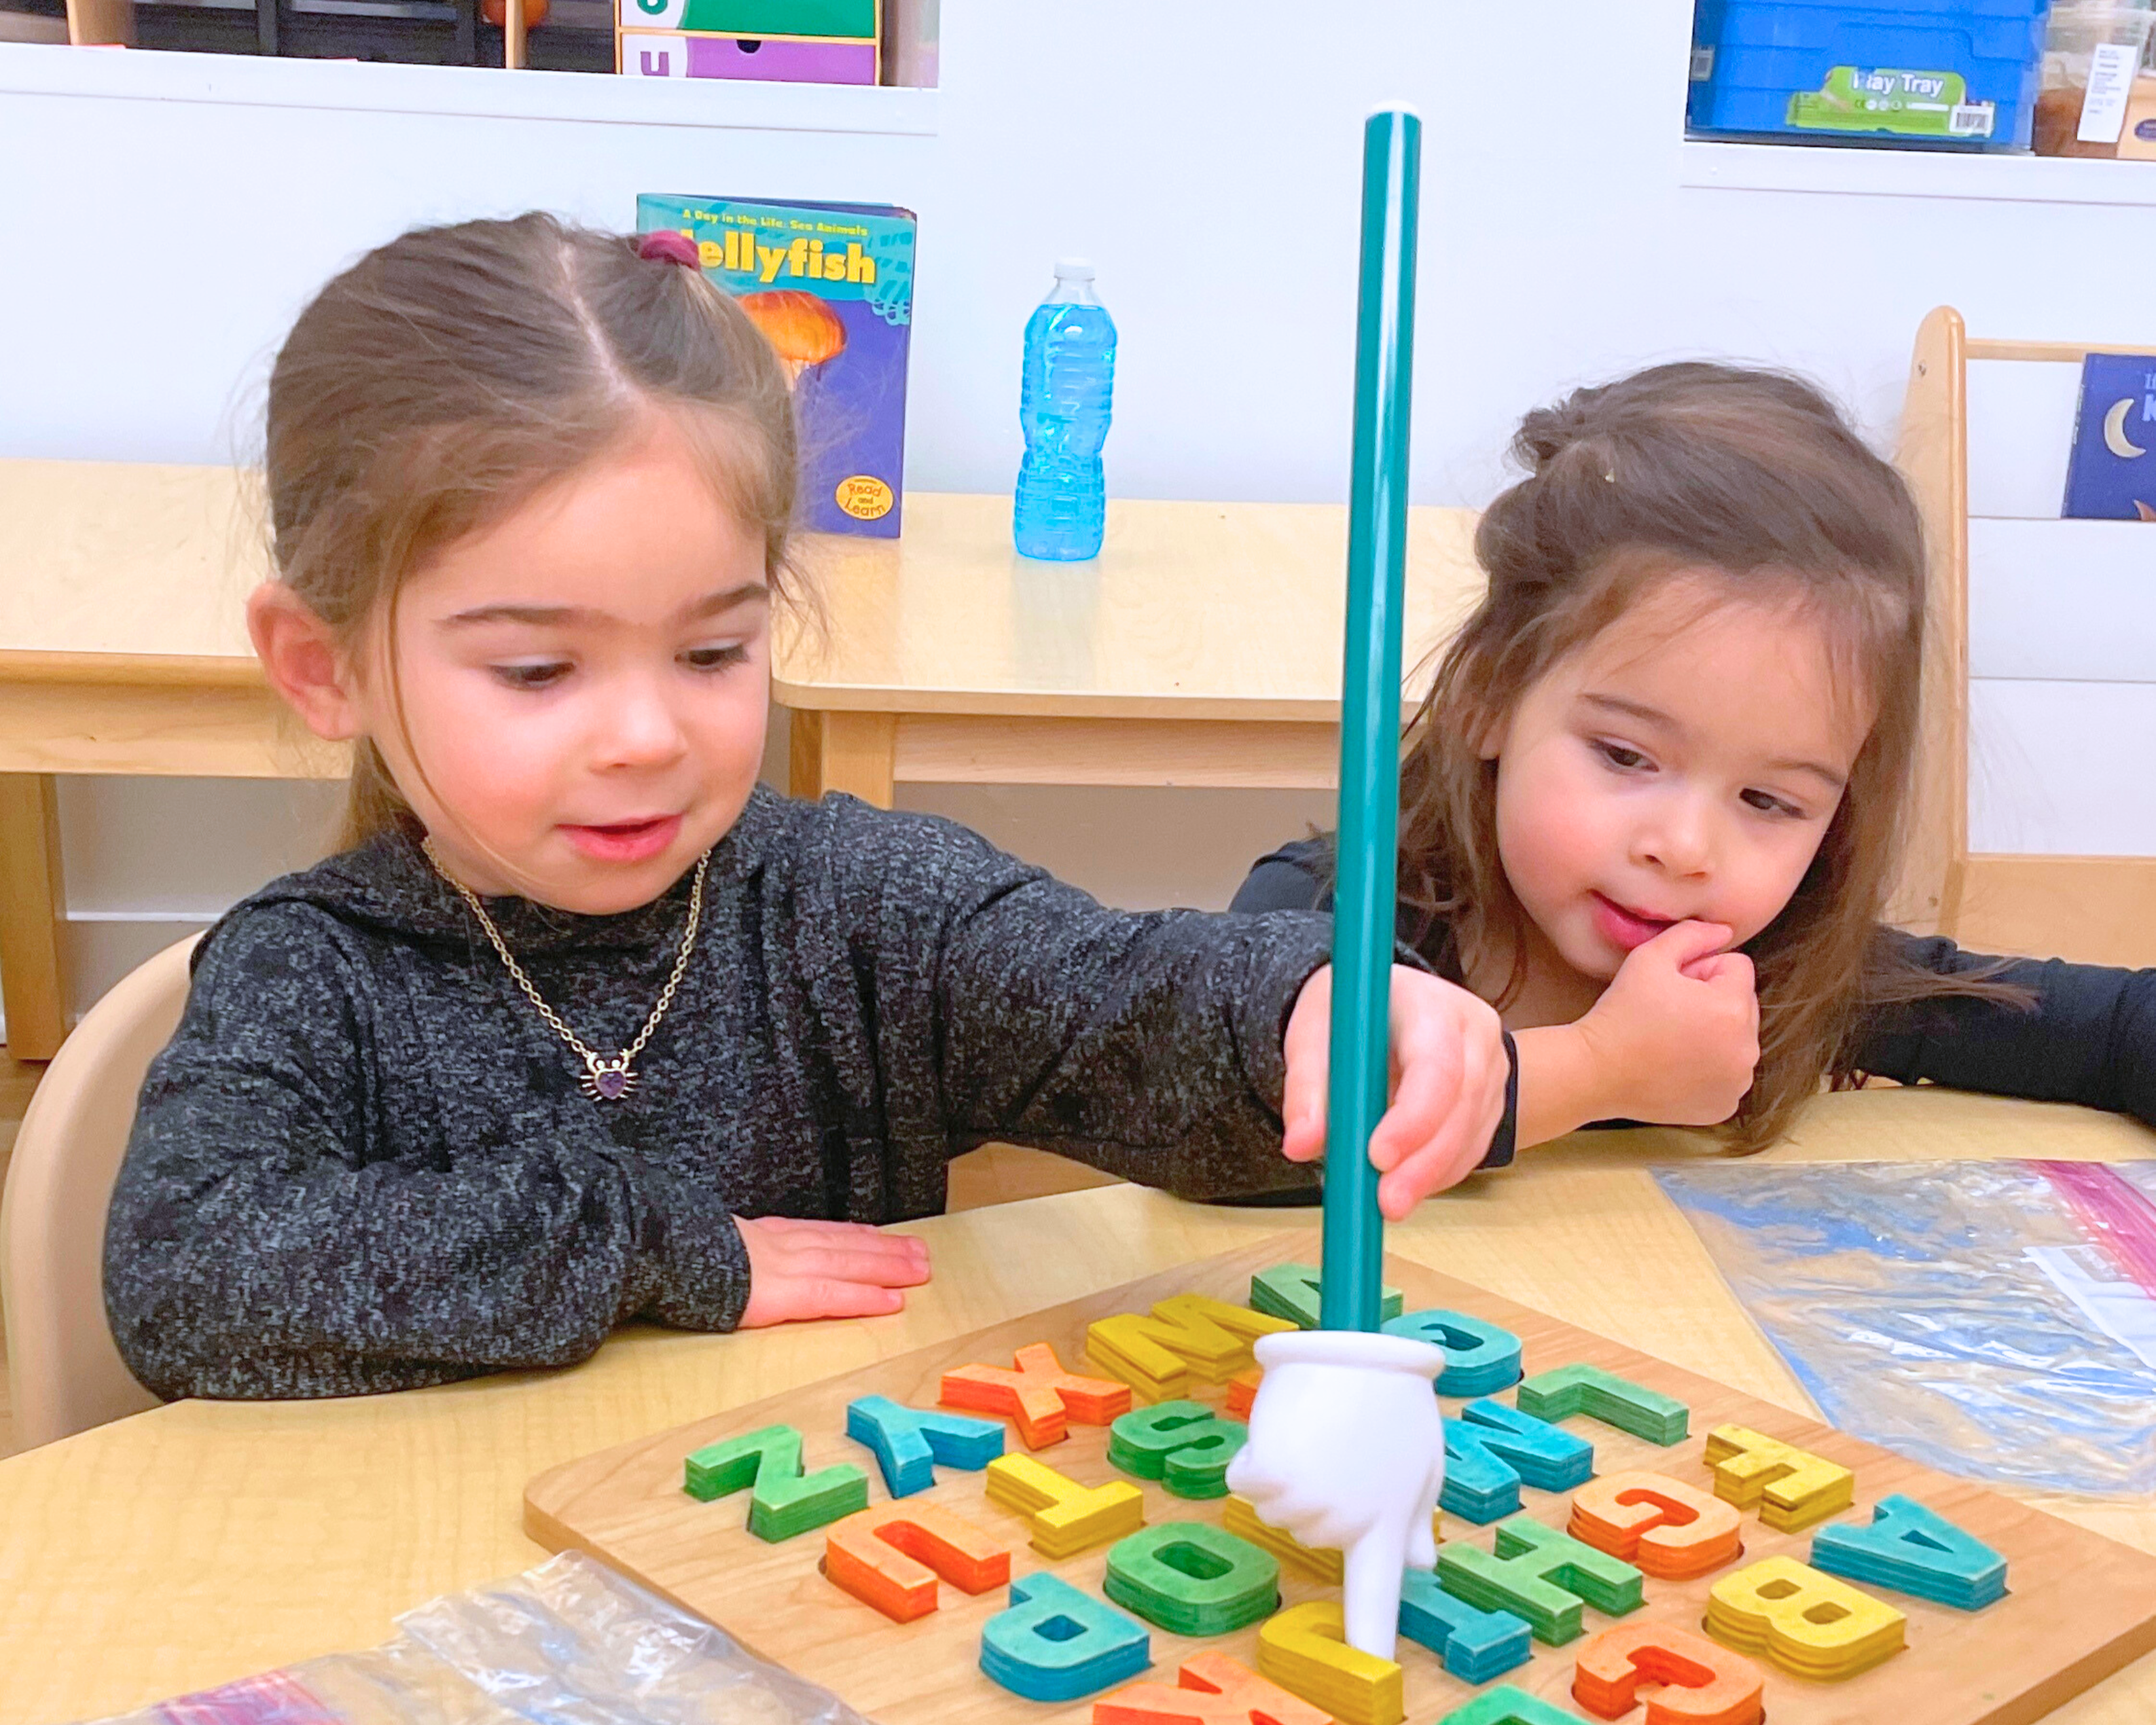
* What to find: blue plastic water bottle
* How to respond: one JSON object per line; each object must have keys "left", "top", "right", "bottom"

{"left": 1013, "top": 258, "right": 1117, "bottom": 561}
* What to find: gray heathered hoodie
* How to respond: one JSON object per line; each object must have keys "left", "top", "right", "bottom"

{"left": 103, "top": 787, "right": 1335, "bottom": 1402}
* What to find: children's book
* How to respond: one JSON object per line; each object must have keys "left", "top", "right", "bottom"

{"left": 636, "top": 194, "right": 916, "bottom": 539}
{"left": 2062, "top": 352, "right": 2156, "bottom": 522}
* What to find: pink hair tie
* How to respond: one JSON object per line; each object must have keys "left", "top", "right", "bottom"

{"left": 637, "top": 230, "right": 702, "bottom": 268}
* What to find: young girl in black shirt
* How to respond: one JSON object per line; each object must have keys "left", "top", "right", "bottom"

{"left": 1236, "top": 364, "right": 2153, "bottom": 1158}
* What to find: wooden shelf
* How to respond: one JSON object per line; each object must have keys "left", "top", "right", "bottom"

{"left": 1682, "top": 138, "right": 2156, "bottom": 208}
{"left": 0, "top": 35, "right": 939, "bottom": 120}
{"left": 1898, "top": 306, "right": 2156, "bottom": 965}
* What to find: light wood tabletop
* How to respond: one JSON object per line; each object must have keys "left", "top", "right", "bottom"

{"left": 0, "top": 460, "right": 307, "bottom": 1061}
{"left": 776, "top": 492, "right": 1482, "bottom": 806}
{"left": 0, "top": 465, "right": 1482, "bottom": 1060}
{"left": 2, "top": 1087, "right": 2152, "bottom": 1725}
{"left": 0, "top": 461, "right": 262, "bottom": 666}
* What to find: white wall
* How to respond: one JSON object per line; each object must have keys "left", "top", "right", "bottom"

{"left": 3, "top": 0, "right": 2153, "bottom": 1016}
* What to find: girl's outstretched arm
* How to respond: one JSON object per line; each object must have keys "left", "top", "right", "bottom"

{"left": 1857, "top": 933, "right": 2156, "bottom": 1127}
{"left": 825, "top": 801, "right": 1504, "bottom": 1204}
{"left": 103, "top": 906, "right": 757, "bottom": 1401}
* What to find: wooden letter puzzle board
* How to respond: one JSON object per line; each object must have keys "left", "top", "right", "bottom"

{"left": 524, "top": 1237, "right": 2156, "bottom": 1724}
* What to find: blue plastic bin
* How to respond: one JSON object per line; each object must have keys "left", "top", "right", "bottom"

{"left": 1689, "top": 0, "right": 2051, "bottom": 149}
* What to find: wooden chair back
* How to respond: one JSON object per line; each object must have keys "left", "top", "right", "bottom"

{"left": 0, "top": 936, "right": 198, "bottom": 1448}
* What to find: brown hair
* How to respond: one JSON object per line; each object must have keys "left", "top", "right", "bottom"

{"left": 1399, "top": 361, "right": 2019, "bottom": 1150}
{"left": 263, "top": 212, "right": 800, "bottom": 851}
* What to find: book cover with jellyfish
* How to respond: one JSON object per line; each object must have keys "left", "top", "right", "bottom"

{"left": 636, "top": 194, "right": 916, "bottom": 539}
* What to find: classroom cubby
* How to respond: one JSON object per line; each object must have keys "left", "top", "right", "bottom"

{"left": 58, "top": 0, "right": 932, "bottom": 80}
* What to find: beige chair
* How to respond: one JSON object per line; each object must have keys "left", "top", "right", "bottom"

{"left": 1, "top": 934, "right": 199, "bottom": 1449}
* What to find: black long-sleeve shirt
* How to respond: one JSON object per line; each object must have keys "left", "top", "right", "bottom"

{"left": 1233, "top": 836, "right": 2156, "bottom": 1134}
{"left": 105, "top": 788, "right": 1340, "bottom": 1402}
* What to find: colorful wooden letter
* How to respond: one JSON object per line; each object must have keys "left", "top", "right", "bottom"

{"left": 1104, "top": 1523, "right": 1280, "bottom": 1637}
{"left": 1094, "top": 1652, "right": 1333, "bottom": 1725}
{"left": 1450, "top": 1400, "right": 1594, "bottom": 1495}
{"left": 1089, "top": 1296, "right": 1297, "bottom": 1400}
{"left": 1518, "top": 1362, "right": 1689, "bottom": 1445}
{"left": 1810, "top": 1493, "right": 2008, "bottom": 1609}
{"left": 1437, "top": 1514, "right": 1644, "bottom": 1646}
{"left": 682, "top": 1423, "right": 867, "bottom": 1542}
{"left": 1434, "top": 1685, "right": 1586, "bottom": 1725}
{"left": 1705, "top": 1555, "right": 1905, "bottom": 1679}
{"left": 824, "top": 1501, "right": 1011, "bottom": 1623}
{"left": 1384, "top": 1308, "right": 1524, "bottom": 1396}
{"left": 1255, "top": 1601, "right": 1405, "bottom": 1725}
{"left": 1108, "top": 1400, "right": 1248, "bottom": 1499}
{"left": 1442, "top": 1418, "right": 1525, "bottom": 1523}
{"left": 1573, "top": 1622, "right": 1765, "bottom": 1725}
{"left": 1397, "top": 1567, "right": 1532, "bottom": 1684}
{"left": 986, "top": 1453, "right": 1145, "bottom": 1558}
{"left": 845, "top": 1394, "right": 1003, "bottom": 1497}
{"left": 1222, "top": 1493, "right": 1345, "bottom": 1583}
{"left": 1250, "top": 1262, "right": 1403, "bottom": 1330}
{"left": 1569, "top": 1471, "right": 1743, "bottom": 1580}
{"left": 980, "top": 1571, "right": 1151, "bottom": 1703}
{"left": 1702, "top": 1425, "right": 1854, "bottom": 1531}
{"left": 1220, "top": 1497, "right": 1441, "bottom": 1586}
{"left": 1458, "top": 1398, "right": 1595, "bottom": 1491}
{"left": 1225, "top": 1366, "right": 1262, "bottom": 1419}
{"left": 940, "top": 1341, "right": 1132, "bottom": 1449}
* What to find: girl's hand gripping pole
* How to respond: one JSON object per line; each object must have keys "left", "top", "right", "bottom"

{"left": 1227, "top": 107, "right": 1444, "bottom": 1662}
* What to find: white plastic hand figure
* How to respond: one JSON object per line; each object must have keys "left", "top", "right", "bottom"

{"left": 1224, "top": 1329, "right": 1446, "bottom": 1660}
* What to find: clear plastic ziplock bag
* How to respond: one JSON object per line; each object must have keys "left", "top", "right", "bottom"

{"left": 86, "top": 1552, "right": 874, "bottom": 1725}
{"left": 1655, "top": 1159, "right": 2156, "bottom": 1495}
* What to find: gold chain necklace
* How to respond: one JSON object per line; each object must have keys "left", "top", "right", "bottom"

{"left": 424, "top": 839, "right": 710, "bottom": 1102}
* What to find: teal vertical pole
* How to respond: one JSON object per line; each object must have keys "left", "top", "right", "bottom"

{"left": 1320, "top": 107, "right": 1421, "bottom": 1334}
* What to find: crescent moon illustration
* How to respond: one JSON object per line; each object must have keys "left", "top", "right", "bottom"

{"left": 2103, "top": 397, "right": 2147, "bottom": 460}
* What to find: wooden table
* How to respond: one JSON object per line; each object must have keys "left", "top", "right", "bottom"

{"left": 0, "top": 461, "right": 325, "bottom": 1061}
{"left": 0, "top": 465, "right": 1483, "bottom": 1059}
{"left": 776, "top": 492, "right": 1480, "bottom": 805}
{"left": 3, "top": 1087, "right": 2152, "bottom": 1724}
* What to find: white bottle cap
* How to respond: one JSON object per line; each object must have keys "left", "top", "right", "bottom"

{"left": 1053, "top": 257, "right": 1096, "bottom": 281}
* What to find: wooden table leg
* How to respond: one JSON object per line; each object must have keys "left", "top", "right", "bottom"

{"left": 0, "top": 775, "right": 69, "bottom": 1061}
{"left": 788, "top": 710, "right": 898, "bottom": 807}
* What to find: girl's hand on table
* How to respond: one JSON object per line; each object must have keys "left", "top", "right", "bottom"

{"left": 1577, "top": 918, "right": 1760, "bottom": 1126}
{"left": 736, "top": 1215, "right": 933, "bottom": 1327}
{"left": 1279, "top": 964, "right": 1508, "bottom": 1218}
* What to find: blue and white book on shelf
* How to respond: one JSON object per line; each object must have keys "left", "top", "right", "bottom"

{"left": 2063, "top": 353, "right": 2156, "bottom": 522}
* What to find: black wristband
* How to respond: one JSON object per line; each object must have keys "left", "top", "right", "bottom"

{"left": 1478, "top": 1030, "right": 1520, "bottom": 1169}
